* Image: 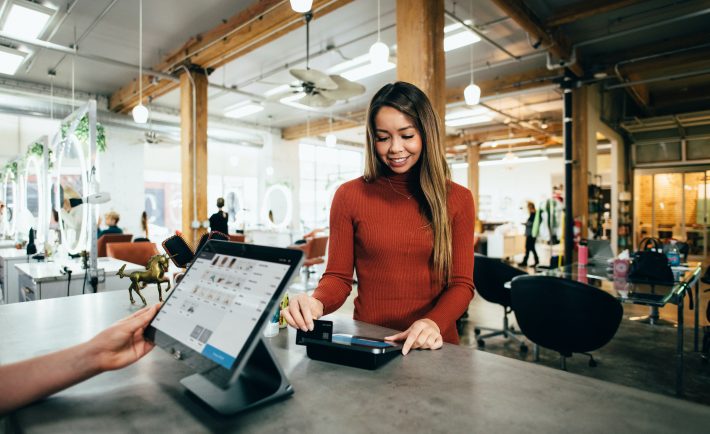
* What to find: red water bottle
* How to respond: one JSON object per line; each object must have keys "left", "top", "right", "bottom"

{"left": 578, "top": 240, "right": 588, "bottom": 266}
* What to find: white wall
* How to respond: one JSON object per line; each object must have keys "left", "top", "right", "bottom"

{"left": 0, "top": 114, "right": 59, "bottom": 163}
{"left": 478, "top": 156, "right": 564, "bottom": 224}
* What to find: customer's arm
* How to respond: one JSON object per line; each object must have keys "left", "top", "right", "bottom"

{"left": 0, "top": 304, "right": 160, "bottom": 414}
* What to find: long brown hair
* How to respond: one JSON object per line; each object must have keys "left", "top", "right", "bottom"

{"left": 364, "top": 82, "right": 452, "bottom": 284}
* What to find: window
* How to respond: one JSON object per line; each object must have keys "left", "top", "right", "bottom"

{"left": 299, "top": 143, "right": 363, "bottom": 231}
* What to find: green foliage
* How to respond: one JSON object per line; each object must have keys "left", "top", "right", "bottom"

{"left": 60, "top": 114, "right": 107, "bottom": 152}
{"left": 26, "top": 142, "right": 54, "bottom": 169}
{"left": 1, "top": 160, "right": 18, "bottom": 180}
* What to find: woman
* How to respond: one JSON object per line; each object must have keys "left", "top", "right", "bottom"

{"left": 209, "top": 197, "right": 229, "bottom": 235}
{"left": 518, "top": 202, "right": 539, "bottom": 267}
{"left": 283, "top": 82, "right": 475, "bottom": 355}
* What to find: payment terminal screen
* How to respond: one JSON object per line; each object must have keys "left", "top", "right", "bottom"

{"left": 151, "top": 252, "right": 290, "bottom": 369}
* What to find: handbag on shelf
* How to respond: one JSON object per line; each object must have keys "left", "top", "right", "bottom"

{"left": 628, "top": 237, "right": 674, "bottom": 285}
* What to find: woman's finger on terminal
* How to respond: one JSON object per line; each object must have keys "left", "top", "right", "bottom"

{"left": 281, "top": 308, "right": 296, "bottom": 328}
{"left": 288, "top": 298, "right": 308, "bottom": 331}
{"left": 384, "top": 330, "right": 408, "bottom": 341}
{"left": 402, "top": 330, "right": 420, "bottom": 355}
{"left": 301, "top": 298, "right": 314, "bottom": 331}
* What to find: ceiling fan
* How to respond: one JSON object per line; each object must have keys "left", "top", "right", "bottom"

{"left": 269, "top": 12, "right": 365, "bottom": 108}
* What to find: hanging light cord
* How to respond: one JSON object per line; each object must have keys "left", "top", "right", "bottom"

{"left": 377, "top": 0, "right": 381, "bottom": 41}
{"left": 469, "top": 0, "right": 474, "bottom": 84}
{"left": 138, "top": 0, "right": 143, "bottom": 105}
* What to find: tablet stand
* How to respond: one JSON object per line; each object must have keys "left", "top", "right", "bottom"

{"left": 180, "top": 338, "right": 293, "bottom": 415}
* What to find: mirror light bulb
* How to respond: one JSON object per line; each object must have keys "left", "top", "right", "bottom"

{"left": 289, "top": 0, "right": 313, "bottom": 13}
{"left": 464, "top": 83, "right": 481, "bottom": 106}
{"left": 325, "top": 134, "right": 337, "bottom": 148}
{"left": 369, "top": 41, "right": 390, "bottom": 67}
{"left": 132, "top": 103, "right": 149, "bottom": 124}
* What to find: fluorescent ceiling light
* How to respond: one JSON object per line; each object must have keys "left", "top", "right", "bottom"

{"left": 0, "top": 45, "right": 27, "bottom": 75}
{"left": 479, "top": 156, "right": 549, "bottom": 166}
{"left": 445, "top": 115, "right": 492, "bottom": 127}
{"left": 224, "top": 100, "right": 264, "bottom": 119}
{"left": 480, "top": 137, "right": 534, "bottom": 147}
{"left": 328, "top": 53, "right": 395, "bottom": 81}
{"left": 443, "top": 20, "right": 480, "bottom": 52}
{"left": 446, "top": 107, "right": 490, "bottom": 120}
{"left": 2, "top": 1, "right": 55, "bottom": 39}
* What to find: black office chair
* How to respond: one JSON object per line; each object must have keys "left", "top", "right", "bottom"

{"left": 471, "top": 254, "right": 529, "bottom": 352}
{"left": 510, "top": 275, "right": 622, "bottom": 370}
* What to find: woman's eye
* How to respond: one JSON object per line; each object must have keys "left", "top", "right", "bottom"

{"left": 402, "top": 135, "right": 414, "bottom": 140}
{"left": 376, "top": 136, "right": 389, "bottom": 142}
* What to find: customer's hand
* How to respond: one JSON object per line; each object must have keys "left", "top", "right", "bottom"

{"left": 86, "top": 303, "right": 160, "bottom": 372}
{"left": 281, "top": 293, "right": 324, "bottom": 331}
{"left": 384, "top": 319, "right": 443, "bottom": 355}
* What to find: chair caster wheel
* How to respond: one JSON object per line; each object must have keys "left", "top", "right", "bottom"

{"left": 474, "top": 328, "right": 481, "bottom": 336}
{"left": 477, "top": 339, "right": 485, "bottom": 348}
{"left": 520, "top": 344, "right": 528, "bottom": 353}
{"left": 589, "top": 359, "right": 597, "bottom": 367}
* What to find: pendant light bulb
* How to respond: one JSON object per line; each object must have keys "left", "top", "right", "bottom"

{"left": 369, "top": 41, "right": 389, "bottom": 67}
{"left": 132, "top": 103, "right": 149, "bottom": 124}
{"left": 325, "top": 133, "right": 337, "bottom": 148}
{"left": 464, "top": 83, "right": 481, "bottom": 106}
{"left": 290, "top": 0, "right": 313, "bottom": 13}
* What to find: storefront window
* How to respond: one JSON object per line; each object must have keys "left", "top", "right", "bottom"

{"left": 299, "top": 143, "right": 362, "bottom": 231}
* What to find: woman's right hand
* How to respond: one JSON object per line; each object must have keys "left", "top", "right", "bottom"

{"left": 281, "top": 293, "right": 324, "bottom": 331}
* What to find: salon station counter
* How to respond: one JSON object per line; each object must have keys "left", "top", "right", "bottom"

{"left": 14, "top": 257, "right": 144, "bottom": 302}
{"left": 1, "top": 291, "right": 709, "bottom": 433}
{"left": 0, "top": 247, "right": 32, "bottom": 304}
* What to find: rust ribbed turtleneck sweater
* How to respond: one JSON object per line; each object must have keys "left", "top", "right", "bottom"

{"left": 312, "top": 169, "right": 475, "bottom": 344}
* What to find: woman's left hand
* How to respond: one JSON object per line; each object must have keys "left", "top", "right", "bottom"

{"left": 384, "top": 319, "right": 443, "bottom": 355}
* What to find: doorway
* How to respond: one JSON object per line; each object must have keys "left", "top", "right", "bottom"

{"left": 634, "top": 168, "right": 710, "bottom": 259}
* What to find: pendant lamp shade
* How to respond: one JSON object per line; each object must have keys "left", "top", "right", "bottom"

{"left": 132, "top": 103, "right": 149, "bottom": 124}
{"left": 464, "top": 83, "right": 481, "bottom": 106}
{"left": 369, "top": 41, "right": 389, "bottom": 67}
{"left": 290, "top": 0, "right": 313, "bottom": 13}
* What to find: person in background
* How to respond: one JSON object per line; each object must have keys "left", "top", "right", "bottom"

{"left": 97, "top": 211, "right": 123, "bottom": 238}
{"left": 0, "top": 304, "right": 160, "bottom": 415}
{"left": 137, "top": 211, "right": 150, "bottom": 241}
{"left": 282, "top": 81, "right": 475, "bottom": 355}
{"left": 519, "top": 201, "right": 540, "bottom": 267}
{"left": 209, "top": 197, "right": 229, "bottom": 235}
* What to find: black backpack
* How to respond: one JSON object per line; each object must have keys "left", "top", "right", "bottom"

{"left": 628, "top": 237, "right": 674, "bottom": 285}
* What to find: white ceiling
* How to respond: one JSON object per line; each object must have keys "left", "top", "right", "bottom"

{"left": 0, "top": 0, "right": 559, "bottom": 141}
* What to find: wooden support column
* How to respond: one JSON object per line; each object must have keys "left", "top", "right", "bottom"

{"left": 396, "top": 0, "right": 446, "bottom": 119}
{"left": 572, "top": 85, "right": 590, "bottom": 243}
{"left": 467, "top": 145, "right": 480, "bottom": 214}
{"left": 180, "top": 69, "right": 209, "bottom": 245}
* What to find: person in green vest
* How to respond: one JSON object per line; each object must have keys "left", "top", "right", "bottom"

{"left": 519, "top": 202, "right": 540, "bottom": 267}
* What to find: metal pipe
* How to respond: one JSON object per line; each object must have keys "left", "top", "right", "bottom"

{"left": 445, "top": 52, "right": 546, "bottom": 80}
{"left": 606, "top": 66, "right": 710, "bottom": 90}
{"left": 444, "top": 9, "right": 520, "bottom": 60}
{"left": 574, "top": 8, "right": 710, "bottom": 48}
{"left": 49, "top": 0, "right": 120, "bottom": 73}
{"left": 563, "top": 86, "right": 573, "bottom": 266}
{"left": 24, "top": 0, "right": 80, "bottom": 73}
{"left": 0, "top": 30, "right": 178, "bottom": 82}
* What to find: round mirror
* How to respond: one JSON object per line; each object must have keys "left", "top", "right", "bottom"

{"left": 2, "top": 171, "right": 16, "bottom": 238}
{"left": 55, "top": 136, "right": 88, "bottom": 254}
{"left": 262, "top": 184, "right": 292, "bottom": 230}
{"left": 22, "top": 156, "right": 43, "bottom": 240}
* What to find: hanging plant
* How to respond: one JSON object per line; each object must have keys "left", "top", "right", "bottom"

{"left": 61, "top": 114, "right": 107, "bottom": 152}
{"left": 26, "top": 142, "right": 54, "bottom": 169}
{"left": 2, "top": 161, "right": 19, "bottom": 180}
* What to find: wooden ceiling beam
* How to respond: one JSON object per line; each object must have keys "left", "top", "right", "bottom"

{"left": 445, "top": 121, "right": 562, "bottom": 149}
{"left": 281, "top": 109, "right": 366, "bottom": 141}
{"left": 545, "top": 0, "right": 645, "bottom": 27}
{"left": 109, "top": 0, "right": 353, "bottom": 114}
{"left": 489, "top": 0, "right": 584, "bottom": 77}
{"left": 446, "top": 67, "right": 561, "bottom": 104}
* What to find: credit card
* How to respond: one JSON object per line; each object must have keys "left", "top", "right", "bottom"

{"left": 296, "top": 319, "right": 333, "bottom": 345}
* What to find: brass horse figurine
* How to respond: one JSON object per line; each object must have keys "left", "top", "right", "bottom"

{"left": 117, "top": 254, "right": 172, "bottom": 305}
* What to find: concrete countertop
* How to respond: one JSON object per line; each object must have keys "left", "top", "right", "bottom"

{"left": 1, "top": 291, "right": 709, "bottom": 433}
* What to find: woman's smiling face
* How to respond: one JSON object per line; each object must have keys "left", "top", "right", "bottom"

{"left": 374, "top": 106, "right": 422, "bottom": 174}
